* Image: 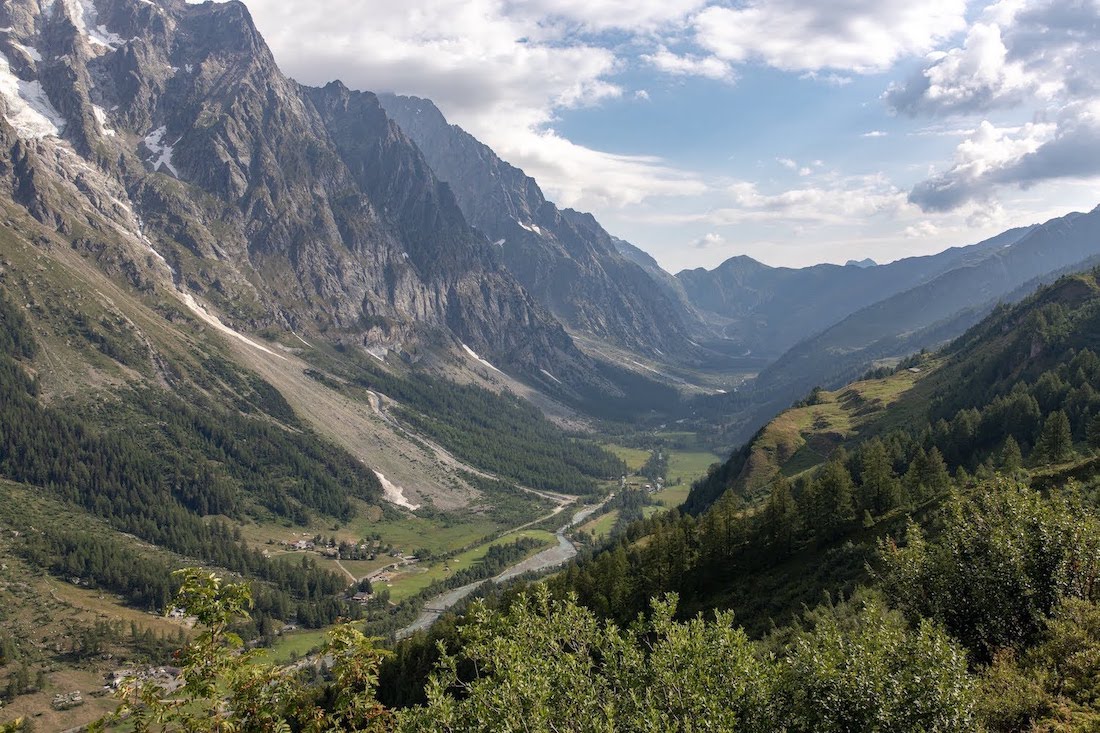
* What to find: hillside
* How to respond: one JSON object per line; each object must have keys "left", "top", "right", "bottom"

{"left": 748, "top": 208, "right": 1100, "bottom": 414}
{"left": 315, "top": 266, "right": 1100, "bottom": 732}
{"left": 0, "top": 203, "right": 630, "bottom": 727}
{"left": 539, "top": 265, "right": 1100, "bottom": 644}
{"left": 0, "top": 2, "right": 713, "bottom": 720}
{"left": 2, "top": 0, "right": 1100, "bottom": 729}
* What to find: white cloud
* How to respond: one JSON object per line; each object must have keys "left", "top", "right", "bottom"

{"left": 799, "top": 71, "right": 854, "bottom": 87}
{"left": 682, "top": 175, "right": 912, "bottom": 226}
{"left": 634, "top": 89, "right": 650, "bottom": 101}
{"left": 492, "top": 128, "right": 709, "bottom": 208}
{"left": 862, "top": 130, "right": 889, "bottom": 138}
{"left": 904, "top": 221, "right": 941, "bottom": 237}
{"left": 910, "top": 111, "right": 1100, "bottom": 211}
{"left": 505, "top": 0, "right": 707, "bottom": 32}
{"left": 694, "top": 232, "right": 725, "bottom": 248}
{"left": 235, "top": 0, "right": 715, "bottom": 209}
{"left": 908, "top": 119, "right": 1058, "bottom": 210}
{"left": 694, "top": 0, "right": 967, "bottom": 73}
{"left": 885, "top": 21, "right": 1033, "bottom": 116}
{"left": 643, "top": 46, "right": 735, "bottom": 82}
{"left": 896, "top": 0, "right": 1100, "bottom": 212}
{"left": 888, "top": 0, "right": 1100, "bottom": 117}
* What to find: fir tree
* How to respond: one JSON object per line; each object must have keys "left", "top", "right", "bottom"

{"left": 1000, "top": 435, "right": 1023, "bottom": 472}
{"left": 763, "top": 475, "right": 799, "bottom": 554}
{"left": 1035, "top": 410, "right": 1074, "bottom": 465}
{"left": 858, "top": 438, "right": 901, "bottom": 515}
{"left": 1087, "top": 412, "right": 1100, "bottom": 450}
{"left": 814, "top": 459, "right": 855, "bottom": 541}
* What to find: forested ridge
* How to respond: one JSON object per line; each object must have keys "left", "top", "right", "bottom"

{"left": 22, "top": 472, "right": 1094, "bottom": 732}
{"left": 551, "top": 272, "right": 1100, "bottom": 626}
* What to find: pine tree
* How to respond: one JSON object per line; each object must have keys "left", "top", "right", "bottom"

{"left": 903, "top": 447, "right": 927, "bottom": 503}
{"left": 954, "top": 465, "right": 972, "bottom": 487}
{"left": 763, "top": 475, "right": 799, "bottom": 554}
{"left": 1000, "top": 435, "right": 1023, "bottom": 472}
{"left": 1035, "top": 410, "right": 1074, "bottom": 465}
{"left": 923, "top": 447, "right": 951, "bottom": 496}
{"left": 815, "top": 459, "right": 855, "bottom": 541}
{"left": 1087, "top": 412, "right": 1100, "bottom": 450}
{"left": 858, "top": 438, "right": 901, "bottom": 515}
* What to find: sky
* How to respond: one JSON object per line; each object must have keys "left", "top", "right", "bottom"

{"left": 230, "top": 0, "right": 1100, "bottom": 271}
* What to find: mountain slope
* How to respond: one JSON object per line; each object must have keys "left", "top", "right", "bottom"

{"left": 690, "top": 263, "right": 1100, "bottom": 515}
{"left": 378, "top": 93, "right": 702, "bottom": 361}
{"left": 747, "top": 208, "right": 1100, "bottom": 420}
{"left": 0, "top": 0, "right": 645, "bottom": 652}
{"left": 545, "top": 264, "right": 1100, "bottom": 664}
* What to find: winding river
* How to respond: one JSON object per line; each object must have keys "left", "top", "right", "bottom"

{"left": 396, "top": 499, "right": 609, "bottom": 639}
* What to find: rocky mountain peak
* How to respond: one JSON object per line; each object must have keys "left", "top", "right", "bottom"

{"left": 0, "top": 0, "right": 631, "bottom": 400}
{"left": 380, "top": 92, "right": 704, "bottom": 360}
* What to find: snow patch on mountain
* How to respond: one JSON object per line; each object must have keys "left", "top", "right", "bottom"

{"left": 11, "top": 41, "right": 41, "bottom": 62}
{"left": 461, "top": 343, "right": 503, "bottom": 374}
{"left": 143, "top": 127, "right": 179, "bottom": 176}
{"left": 92, "top": 104, "right": 115, "bottom": 136}
{"left": 540, "top": 368, "right": 562, "bottom": 385}
{"left": 0, "top": 52, "right": 64, "bottom": 138}
{"left": 179, "top": 292, "right": 286, "bottom": 360}
{"left": 62, "top": 0, "right": 125, "bottom": 49}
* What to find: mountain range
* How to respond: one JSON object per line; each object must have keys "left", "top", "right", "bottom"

{"left": 4, "top": 0, "right": 1100, "bottom": 727}
{"left": 1, "top": 0, "right": 1097, "bottom": 427}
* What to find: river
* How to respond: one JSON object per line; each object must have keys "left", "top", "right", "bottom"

{"left": 395, "top": 498, "right": 610, "bottom": 639}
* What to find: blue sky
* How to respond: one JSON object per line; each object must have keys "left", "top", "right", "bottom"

{"left": 239, "top": 0, "right": 1100, "bottom": 271}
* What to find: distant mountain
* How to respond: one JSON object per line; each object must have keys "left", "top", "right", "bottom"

{"left": 845, "top": 258, "right": 877, "bottom": 268}
{"left": 612, "top": 237, "right": 711, "bottom": 334}
{"left": 379, "top": 93, "right": 701, "bottom": 361}
{"left": 754, "top": 208, "right": 1100, "bottom": 401}
{"left": 689, "top": 259, "right": 1100, "bottom": 515}
{"left": 700, "top": 208, "right": 1100, "bottom": 445}
{"left": 676, "top": 227, "right": 1034, "bottom": 358}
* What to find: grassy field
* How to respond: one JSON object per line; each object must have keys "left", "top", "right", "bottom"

{"left": 259, "top": 628, "right": 330, "bottom": 664}
{"left": 579, "top": 510, "right": 620, "bottom": 540}
{"left": 652, "top": 484, "right": 691, "bottom": 508}
{"left": 667, "top": 450, "right": 722, "bottom": 485}
{"left": 736, "top": 366, "right": 932, "bottom": 496}
{"left": 599, "top": 439, "right": 719, "bottom": 511}
{"left": 604, "top": 444, "right": 651, "bottom": 473}
{"left": 0, "top": 482, "right": 194, "bottom": 731}
{"left": 241, "top": 504, "right": 504, "bottom": 563}
{"left": 380, "top": 530, "right": 556, "bottom": 602}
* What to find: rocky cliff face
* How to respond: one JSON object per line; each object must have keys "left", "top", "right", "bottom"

{"left": 0, "top": 0, "right": 611, "bottom": 392}
{"left": 379, "top": 93, "right": 702, "bottom": 361}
